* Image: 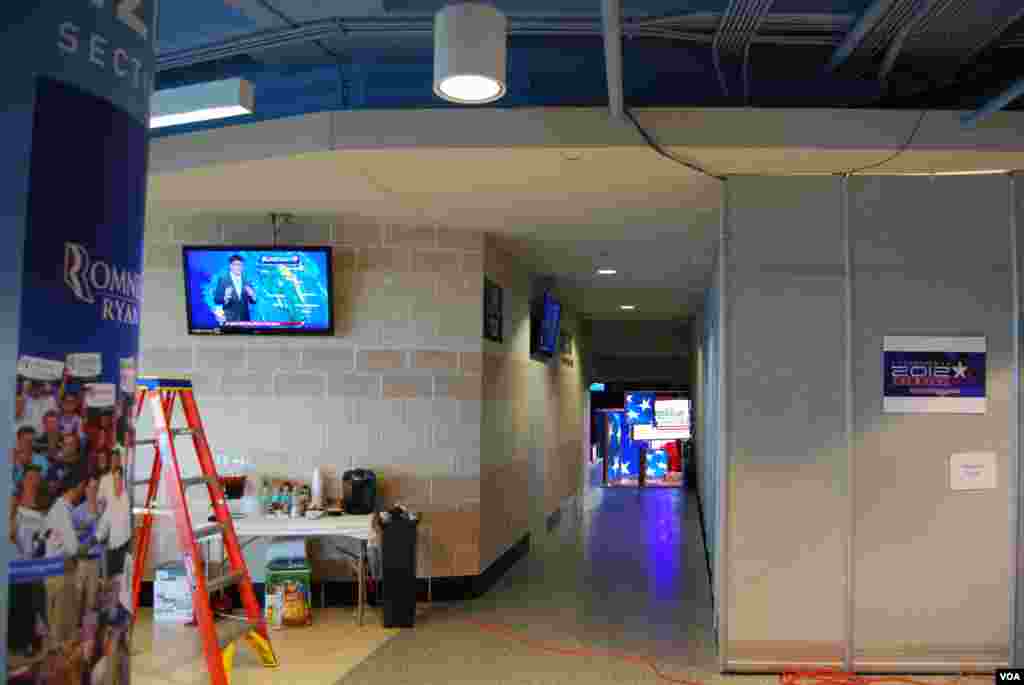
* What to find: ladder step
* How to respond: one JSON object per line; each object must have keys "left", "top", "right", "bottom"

{"left": 132, "top": 476, "right": 215, "bottom": 489}
{"left": 135, "top": 428, "right": 196, "bottom": 448}
{"left": 133, "top": 506, "right": 174, "bottom": 517}
{"left": 216, "top": 618, "right": 253, "bottom": 650}
{"left": 194, "top": 522, "right": 224, "bottom": 541}
{"left": 206, "top": 571, "right": 244, "bottom": 594}
{"left": 183, "top": 475, "right": 217, "bottom": 488}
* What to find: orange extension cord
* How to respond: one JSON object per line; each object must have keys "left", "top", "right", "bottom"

{"left": 463, "top": 619, "right": 994, "bottom": 685}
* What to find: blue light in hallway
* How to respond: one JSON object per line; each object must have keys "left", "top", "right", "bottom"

{"left": 648, "top": 491, "right": 683, "bottom": 600}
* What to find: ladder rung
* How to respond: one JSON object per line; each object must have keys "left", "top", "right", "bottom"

{"left": 132, "top": 507, "right": 174, "bottom": 517}
{"left": 183, "top": 475, "right": 217, "bottom": 488}
{"left": 206, "top": 571, "right": 244, "bottom": 595}
{"left": 216, "top": 619, "right": 253, "bottom": 650}
{"left": 194, "top": 522, "right": 223, "bottom": 541}
{"left": 131, "top": 476, "right": 215, "bottom": 490}
{"left": 135, "top": 428, "right": 196, "bottom": 448}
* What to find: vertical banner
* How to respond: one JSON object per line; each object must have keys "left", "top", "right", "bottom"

{"left": 882, "top": 336, "right": 987, "bottom": 414}
{"left": 5, "top": 2, "right": 155, "bottom": 683}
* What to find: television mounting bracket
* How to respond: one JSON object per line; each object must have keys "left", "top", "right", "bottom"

{"left": 269, "top": 212, "right": 294, "bottom": 246}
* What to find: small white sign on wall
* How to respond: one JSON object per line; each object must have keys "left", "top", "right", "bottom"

{"left": 949, "top": 452, "right": 997, "bottom": 491}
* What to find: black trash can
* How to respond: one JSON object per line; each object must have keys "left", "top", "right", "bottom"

{"left": 380, "top": 507, "right": 419, "bottom": 628}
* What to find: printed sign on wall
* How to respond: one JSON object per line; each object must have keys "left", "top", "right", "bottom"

{"left": 949, "top": 452, "right": 998, "bottom": 491}
{"left": 882, "top": 336, "right": 986, "bottom": 414}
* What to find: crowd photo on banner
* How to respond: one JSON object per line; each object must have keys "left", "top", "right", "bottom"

{"left": 8, "top": 361, "right": 136, "bottom": 685}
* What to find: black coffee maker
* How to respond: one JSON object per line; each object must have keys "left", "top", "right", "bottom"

{"left": 342, "top": 469, "right": 377, "bottom": 514}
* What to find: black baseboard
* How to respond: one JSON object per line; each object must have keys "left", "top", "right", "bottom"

{"left": 545, "top": 508, "right": 562, "bottom": 533}
{"left": 692, "top": 481, "right": 715, "bottom": 610}
{"left": 138, "top": 531, "right": 532, "bottom": 609}
{"left": 471, "top": 532, "right": 529, "bottom": 598}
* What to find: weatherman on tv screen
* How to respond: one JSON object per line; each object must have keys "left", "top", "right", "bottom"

{"left": 213, "top": 254, "right": 257, "bottom": 324}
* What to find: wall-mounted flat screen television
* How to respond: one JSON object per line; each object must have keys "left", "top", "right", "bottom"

{"left": 183, "top": 246, "right": 334, "bottom": 335}
{"left": 532, "top": 290, "right": 562, "bottom": 356}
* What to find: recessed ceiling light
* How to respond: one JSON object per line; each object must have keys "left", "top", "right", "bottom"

{"left": 620, "top": 305, "right": 635, "bottom": 311}
{"left": 597, "top": 268, "right": 617, "bottom": 275}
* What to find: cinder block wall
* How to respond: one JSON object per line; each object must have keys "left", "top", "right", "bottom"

{"left": 480, "top": 236, "right": 589, "bottom": 570}
{"left": 137, "top": 212, "right": 482, "bottom": 580}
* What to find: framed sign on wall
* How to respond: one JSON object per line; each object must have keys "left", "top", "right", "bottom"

{"left": 483, "top": 278, "right": 503, "bottom": 343}
{"left": 882, "top": 336, "right": 986, "bottom": 414}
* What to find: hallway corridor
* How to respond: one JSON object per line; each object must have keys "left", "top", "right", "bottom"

{"left": 338, "top": 487, "right": 721, "bottom": 684}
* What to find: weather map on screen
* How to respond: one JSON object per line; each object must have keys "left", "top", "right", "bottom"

{"left": 183, "top": 246, "right": 334, "bottom": 335}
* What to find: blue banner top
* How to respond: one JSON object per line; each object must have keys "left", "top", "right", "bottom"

{"left": 2, "top": 1, "right": 157, "bottom": 124}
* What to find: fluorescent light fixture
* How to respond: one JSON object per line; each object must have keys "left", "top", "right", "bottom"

{"left": 596, "top": 268, "right": 617, "bottom": 275}
{"left": 434, "top": 3, "right": 507, "bottom": 104}
{"left": 619, "top": 305, "right": 635, "bottom": 311}
{"left": 150, "top": 78, "right": 254, "bottom": 129}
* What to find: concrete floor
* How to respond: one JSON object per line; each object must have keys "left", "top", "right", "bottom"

{"left": 131, "top": 607, "right": 399, "bottom": 685}
{"left": 130, "top": 484, "right": 991, "bottom": 685}
{"left": 337, "top": 485, "right": 727, "bottom": 685}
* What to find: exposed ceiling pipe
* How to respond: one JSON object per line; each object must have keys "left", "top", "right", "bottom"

{"left": 878, "top": 0, "right": 943, "bottom": 84}
{"left": 961, "top": 76, "right": 1024, "bottom": 129}
{"left": 827, "top": 0, "right": 898, "bottom": 70}
{"left": 601, "top": 0, "right": 624, "bottom": 120}
{"left": 156, "top": 13, "right": 852, "bottom": 73}
{"left": 711, "top": 0, "right": 776, "bottom": 101}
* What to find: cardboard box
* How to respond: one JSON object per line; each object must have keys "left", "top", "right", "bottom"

{"left": 154, "top": 562, "right": 192, "bottom": 623}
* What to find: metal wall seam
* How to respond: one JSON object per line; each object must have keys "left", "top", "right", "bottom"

{"left": 840, "top": 174, "right": 855, "bottom": 672}
{"left": 1009, "top": 171, "right": 1021, "bottom": 667}
{"left": 717, "top": 177, "right": 730, "bottom": 672}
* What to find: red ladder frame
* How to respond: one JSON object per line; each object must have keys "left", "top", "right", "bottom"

{"left": 131, "top": 377, "right": 277, "bottom": 685}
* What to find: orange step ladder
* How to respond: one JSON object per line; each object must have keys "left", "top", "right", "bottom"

{"left": 130, "top": 376, "right": 278, "bottom": 685}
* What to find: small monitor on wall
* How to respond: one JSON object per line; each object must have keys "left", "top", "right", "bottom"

{"left": 182, "top": 245, "right": 334, "bottom": 335}
{"left": 531, "top": 290, "right": 561, "bottom": 356}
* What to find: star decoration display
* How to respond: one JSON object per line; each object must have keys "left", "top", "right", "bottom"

{"left": 624, "top": 391, "right": 656, "bottom": 426}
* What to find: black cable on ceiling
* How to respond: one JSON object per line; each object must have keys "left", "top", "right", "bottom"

{"left": 842, "top": 110, "right": 926, "bottom": 175}
{"left": 624, "top": 109, "right": 725, "bottom": 181}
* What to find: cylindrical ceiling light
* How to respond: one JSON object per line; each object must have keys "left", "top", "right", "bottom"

{"left": 434, "top": 2, "right": 507, "bottom": 104}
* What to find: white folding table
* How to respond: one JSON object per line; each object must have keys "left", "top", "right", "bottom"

{"left": 231, "top": 514, "right": 374, "bottom": 625}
